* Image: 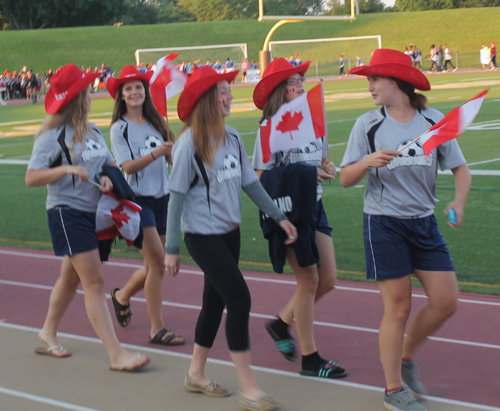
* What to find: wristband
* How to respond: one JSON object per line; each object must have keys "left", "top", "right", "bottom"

{"left": 151, "top": 152, "right": 156, "bottom": 160}
{"left": 363, "top": 155, "right": 371, "bottom": 170}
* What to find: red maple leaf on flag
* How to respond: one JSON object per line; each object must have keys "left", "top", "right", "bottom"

{"left": 276, "top": 111, "right": 304, "bottom": 140}
{"left": 107, "top": 204, "right": 131, "bottom": 229}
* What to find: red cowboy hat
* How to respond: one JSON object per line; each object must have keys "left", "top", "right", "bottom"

{"left": 107, "top": 65, "right": 154, "bottom": 100}
{"left": 347, "top": 48, "right": 430, "bottom": 91}
{"left": 45, "top": 64, "right": 100, "bottom": 114}
{"left": 177, "top": 66, "right": 239, "bottom": 122}
{"left": 253, "top": 58, "right": 311, "bottom": 110}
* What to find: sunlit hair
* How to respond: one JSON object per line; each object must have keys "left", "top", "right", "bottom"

{"left": 259, "top": 80, "right": 287, "bottom": 124}
{"left": 181, "top": 85, "right": 226, "bottom": 165}
{"left": 35, "top": 86, "right": 96, "bottom": 155}
{"left": 392, "top": 77, "right": 427, "bottom": 111}
{"left": 111, "top": 80, "right": 175, "bottom": 143}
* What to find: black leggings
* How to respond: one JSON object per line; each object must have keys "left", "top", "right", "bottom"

{"left": 184, "top": 227, "right": 251, "bottom": 351}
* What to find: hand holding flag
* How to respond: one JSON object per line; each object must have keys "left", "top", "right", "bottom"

{"left": 402, "top": 89, "right": 488, "bottom": 156}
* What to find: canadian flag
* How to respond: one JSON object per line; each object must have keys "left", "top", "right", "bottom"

{"left": 419, "top": 89, "right": 488, "bottom": 156}
{"left": 149, "top": 53, "right": 188, "bottom": 117}
{"left": 260, "top": 83, "right": 327, "bottom": 163}
{"left": 96, "top": 193, "right": 142, "bottom": 247}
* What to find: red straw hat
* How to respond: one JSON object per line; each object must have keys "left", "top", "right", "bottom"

{"left": 45, "top": 64, "right": 100, "bottom": 114}
{"left": 253, "top": 58, "right": 311, "bottom": 110}
{"left": 347, "top": 48, "right": 430, "bottom": 91}
{"left": 107, "top": 65, "right": 154, "bottom": 100}
{"left": 177, "top": 66, "right": 239, "bottom": 122}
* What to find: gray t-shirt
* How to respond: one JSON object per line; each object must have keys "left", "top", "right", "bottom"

{"left": 168, "top": 125, "right": 258, "bottom": 235}
{"left": 252, "top": 128, "right": 328, "bottom": 200}
{"left": 110, "top": 118, "right": 169, "bottom": 198}
{"left": 28, "top": 123, "right": 115, "bottom": 212}
{"left": 340, "top": 107, "right": 466, "bottom": 218}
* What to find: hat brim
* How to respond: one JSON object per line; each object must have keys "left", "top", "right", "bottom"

{"left": 177, "top": 70, "right": 239, "bottom": 122}
{"left": 107, "top": 71, "right": 154, "bottom": 100}
{"left": 253, "top": 61, "right": 311, "bottom": 110}
{"left": 347, "top": 64, "right": 430, "bottom": 91}
{"left": 45, "top": 72, "right": 100, "bottom": 114}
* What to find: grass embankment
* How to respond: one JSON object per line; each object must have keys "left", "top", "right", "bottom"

{"left": 0, "top": 7, "right": 499, "bottom": 73}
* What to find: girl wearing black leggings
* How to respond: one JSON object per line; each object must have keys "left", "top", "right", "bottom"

{"left": 164, "top": 66, "right": 297, "bottom": 411}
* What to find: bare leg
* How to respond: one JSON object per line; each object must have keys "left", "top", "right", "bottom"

{"left": 38, "top": 257, "right": 80, "bottom": 356}
{"left": 69, "top": 249, "right": 149, "bottom": 369}
{"left": 377, "top": 276, "right": 412, "bottom": 390}
{"left": 187, "top": 343, "right": 212, "bottom": 387}
{"left": 279, "top": 232, "right": 336, "bottom": 324}
{"left": 403, "top": 270, "right": 458, "bottom": 359}
{"left": 230, "top": 350, "right": 264, "bottom": 401}
{"left": 114, "top": 266, "right": 146, "bottom": 306}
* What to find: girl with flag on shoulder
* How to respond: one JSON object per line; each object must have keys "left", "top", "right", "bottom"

{"left": 251, "top": 58, "right": 346, "bottom": 380}
{"left": 106, "top": 66, "right": 185, "bottom": 347}
{"left": 164, "top": 66, "right": 297, "bottom": 411}
{"left": 25, "top": 64, "right": 149, "bottom": 371}
{"left": 339, "top": 48, "right": 471, "bottom": 411}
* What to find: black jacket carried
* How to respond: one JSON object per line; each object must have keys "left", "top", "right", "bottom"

{"left": 260, "top": 163, "right": 318, "bottom": 273}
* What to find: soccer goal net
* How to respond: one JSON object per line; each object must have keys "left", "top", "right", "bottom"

{"left": 269, "top": 35, "right": 382, "bottom": 78}
{"left": 135, "top": 43, "right": 248, "bottom": 73}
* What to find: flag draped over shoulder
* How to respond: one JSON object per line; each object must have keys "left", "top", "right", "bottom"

{"left": 419, "top": 89, "right": 488, "bottom": 156}
{"left": 149, "top": 53, "right": 188, "bottom": 117}
{"left": 96, "top": 193, "right": 142, "bottom": 247}
{"left": 260, "top": 83, "right": 327, "bottom": 163}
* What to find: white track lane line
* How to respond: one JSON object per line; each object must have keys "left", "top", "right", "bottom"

{"left": 1, "top": 322, "right": 499, "bottom": 411}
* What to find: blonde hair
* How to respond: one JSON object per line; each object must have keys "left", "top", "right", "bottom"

{"left": 111, "top": 80, "right": 175, "bottom": 143}
{"left": 181, "top": 85, "right": 226, "bottom": 165}
{"left": 35, "top": 87, "right": 96, "bottom": 155}
{"left": 259, "top": 80, "right": 287, "bottom": 124}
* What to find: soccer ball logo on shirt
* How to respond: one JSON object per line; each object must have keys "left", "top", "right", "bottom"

{"left": 81, "top": 139, "right": 108, "bottom": 162}
{"left": 387, "top": 141, "right": 433, "bottom": 171}
{"left": 140, "top": 135, "right": 163, "bottom": 157}
{"left": 217, "top": 154, "right": 241, "bottom": 183}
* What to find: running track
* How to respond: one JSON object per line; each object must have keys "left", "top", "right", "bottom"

{"left": 0, "top": 246, "right": 499, "bottom": 410}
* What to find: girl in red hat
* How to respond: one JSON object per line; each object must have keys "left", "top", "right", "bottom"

{"left": 106, "top": 65, "right": 185, "bottom": 347}
{"left": 165, "top": 66, "right": 297, "bottom": 411}
{"left": 340, "top": 49, "right": 471, "bottom": 411}
{"left": 25, "top": 63, "right": 149, "bottom": 371}
{"left": 251, "top": 57, "right": 345, "bottom": 380}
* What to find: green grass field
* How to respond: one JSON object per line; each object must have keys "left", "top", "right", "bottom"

{"left": 1, "top": 7, "right": 500, "bottom": 73}
{"left": 1, "top": 71, "right": 500, "bottom": 294}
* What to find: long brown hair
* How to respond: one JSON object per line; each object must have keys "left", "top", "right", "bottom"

{"left": 393, "top": 78, "right": 427, "bottom": 111}
{"left": 181, "top": 85, "right": 226, "bottom": 165}
{"left": 259, "top": 80, "right": 287, "bottom": 124}
{"left": 35, "top": 86, "right": 95, "bottom": 155}
{"left": 111, "top": 80, "right": 175, "bottom": 143}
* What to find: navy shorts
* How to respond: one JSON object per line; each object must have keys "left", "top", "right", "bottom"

{"left": 363, "top": 213, "right": 455, "bottom": 280}
{"left": 134, "top": 194, "right": 169, "bottom": 236}
{"left": 315, "top": 199, "right": 333, "bottom": 237}
{"left": 47, "top": 207, "right": 98, "bottom": 256}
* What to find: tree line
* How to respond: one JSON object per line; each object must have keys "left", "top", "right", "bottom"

{"left": 1, "top": 0, "right": 499, "bottom": 30}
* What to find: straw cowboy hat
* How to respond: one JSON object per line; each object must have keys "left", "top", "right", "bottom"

{"left": 45, "top": 64, "right": 100, "bottom": 114}
{"left": 177, "top": 66, "right": 239, "bottom": 122}
{"left": 347, "top": 48, "right": 430, "bottom": 91}
{"left": 107, "top": 65, "right": 154, "bottom": 100}
{"left": 253, "top": 57, "right": 311, "bottom": 110}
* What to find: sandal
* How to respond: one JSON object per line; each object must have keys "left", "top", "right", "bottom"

{"left": 110, "top": 353, "right": 150, "bottom": 372}
{"left": 299, "top": 360, "right": 347, "bottom": 379}
{"left": 148, "top": 328, "right": 186, "bottom": 346}
{"left": 111, "top": 288, "right": 132, "bottom": 328}
{"left": 265, "top": 321, "right": 295, "bottom": 361}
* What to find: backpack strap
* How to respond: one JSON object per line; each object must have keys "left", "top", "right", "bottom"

{"left": 50, "top": 126, "right": 75, "bottom": 188}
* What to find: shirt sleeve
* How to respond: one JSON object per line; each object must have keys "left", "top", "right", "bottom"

{"left": 28, "top": 130, "right": 61, "bottom": 170}
{"left": 110, "top": 121, "right": 133, "bottom": 167}
{"left": 322, "top": 137, "right": 329, "bottom": 160}
{"left": 437, "top": 139, "right": 466, "bottom": 171}
{"left": 167, "top": 132, "right": 197, "bottom": 195}
{"left": 340, "top": 117, "right": 370, "bottom": 167}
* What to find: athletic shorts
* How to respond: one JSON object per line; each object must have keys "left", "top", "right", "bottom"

{"left": 363, "top": 213, "right": 454, "bottom": 280}
{"left": 47, "top": 207, "right": 98, "bottom": 256}
{"left": 315, "top": 199, "right": 333, "bottom": 237}
{"left": 134, "top": 194, "right": 169, "bottom": 236}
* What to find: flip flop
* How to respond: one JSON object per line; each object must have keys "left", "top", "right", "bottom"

{"left": 110, "top": 353, "right": 150, "bottom": 372}
{"left": 148, "top": 328, "right": 186, "bottom": 346}
{"left": 111, "top": 288, "right": 132, "bottom": 328}
{"left": 34, "top": 345, "right": 71, "bottom": 358}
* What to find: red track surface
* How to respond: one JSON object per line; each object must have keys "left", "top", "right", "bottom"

{"left": 0, "top": 245, "right": 499, "bottom": 408}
